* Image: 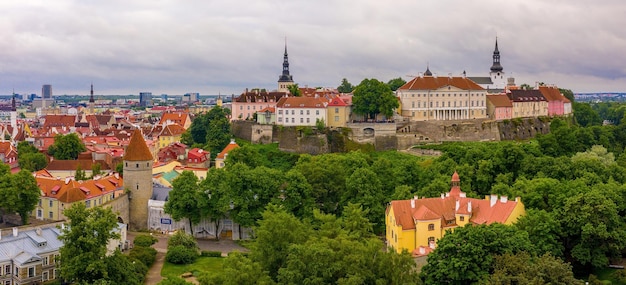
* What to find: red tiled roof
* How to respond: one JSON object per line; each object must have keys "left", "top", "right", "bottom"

{"left": 328, "top": 95, "right": 348, "bottom": 107}
{"left": 159, "top": 112, "right": 189, "bottom": 127}
{"left": 43, "top": 115, "right": 77, "bottom": 128}
{"left": 399, "top": 76, "right": 484, "bottom": 91}
{"left": 487, "top": 95, "right": 513, "bottom": 107}
{"left": 37, "top": 172, "right": 123, "bottom": 203}
{"left": 538, "top": 86, "right": 566, "bottom": 102}
{"left": 216, "top": 140, "right": 239, "bottom": 160}
{"left": 123, "top": 129, "right": 153, "bottom": 161}
{"left": 276, "top": 96, "right": 328, "bottom": 108}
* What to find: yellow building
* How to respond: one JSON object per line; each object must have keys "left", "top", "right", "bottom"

{"left": 507, "top": 89, "right": 548, "bottom": 118}
{"left": 215, "top": 139, "right": 240, "bottom": 169}
{"left": 326, "top": 95, "right": 352, "bottom": 128}
{"left": 32, "top": 171, "right": 125, "bottom": 221}
{"left": 396, "top": 68, "right": 488, "bottom": 121}
{"left": 385, "top": 172, "right": 525, "bottom": 255}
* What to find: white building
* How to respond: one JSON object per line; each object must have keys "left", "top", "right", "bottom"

{"left": 275, "top": 96, "right": 328, "bottom": 126}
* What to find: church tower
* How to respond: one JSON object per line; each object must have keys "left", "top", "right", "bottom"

{"left": 89, "top": 83, "right": 95, "bottom": 114}
{"left": 489, "top": 38, "right": 505, "bottom": 88}
{"left": 123, "top": 129, "right": 154, "bottom": 230}
{"left": 277, "top": 41, "right": 294, "bottom": 93}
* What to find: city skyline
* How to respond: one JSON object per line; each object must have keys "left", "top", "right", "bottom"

{"left": 1, "top": 0, "right": 624, "bottom": 95}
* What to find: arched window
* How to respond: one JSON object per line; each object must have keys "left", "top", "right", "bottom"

{"left": 428, "top": 224, "right": 435, "bottom": 231}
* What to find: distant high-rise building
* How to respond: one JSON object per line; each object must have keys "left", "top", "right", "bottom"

{"left": 42, "top": 84, "right": 52, "bottom": 99}
{"left": 139, "top": 92, "right": 153, "bottom": 107}
{"left": 183, "top": 92, "right": 199, "bottom": 103}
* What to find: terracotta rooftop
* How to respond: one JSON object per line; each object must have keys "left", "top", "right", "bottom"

{"left": 538, "top": 86, "right": 566, "bottom": 102}
{"left": 276, "top": 96, "right": 328, "bottom": 108}
{"left": 507, "top": 90, "right": 547, "bottom": 102}
{"left": 399, "top": 76, "right": 484, "bottom": 91}
{"left": 216, "top": 140, "right": 239, "bottom": 160}
{"left": 123, "top": 129, "right": 153, "bottom": 161}
{"left": 487, "top": 94, "right": 513, "bottom": 107}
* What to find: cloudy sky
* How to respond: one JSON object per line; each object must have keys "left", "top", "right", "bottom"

{"left": 1, "top": 0, "right": 624, "bottom": 96}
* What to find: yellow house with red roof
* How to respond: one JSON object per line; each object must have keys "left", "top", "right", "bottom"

{"left": 215, "top": 139, "right": 239, "bottom": 169}
{"left": 326, "top": 95, "right": 352, "bottom": 128}
{"left": 31, "top": 170, "right": 124, "bottom": 221}
{"left": 385, "top": 172, "right": 525, "bottom": 256}
{"left": 158, "top": 112, "right": 191, "bottom": 129}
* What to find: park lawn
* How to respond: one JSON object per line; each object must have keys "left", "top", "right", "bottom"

{"left": 161, "top": 257, "right": 224, "bottom": 279}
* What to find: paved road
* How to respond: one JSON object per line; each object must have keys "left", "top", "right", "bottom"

{"left": 126, "top": 232, "right": 249, "bottom": 284}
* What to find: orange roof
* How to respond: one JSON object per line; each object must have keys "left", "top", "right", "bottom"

{"left": 538, "top": 86, "right": 566, "bottom": 102}
{"left": 389, "top": 173, "right": 520, "bottom": 231}
{"left": 328, "top": 95, "right": 348, "bottom": 107}
{"left": 123, "top": 129, "right": 153, "bottom": 161}
{"left": 487, "top": 95, "right": 513, "bottom": 107}
{"left": 161, "top": 124, "right": 186, "bottom": 136}
{"left": 276, "top": 96, "right": 328, "bottom": 108}
{"left": 399, "top": 76, "right": 484, "bottom": 91}
{"left": 159, "top": 112, "right": 189, "bottom": 127}
{"left": 216, "top": 140, "right": 239, "bottom": 160}
{"left": 37, "top": 172, "right": 123, "bottom": 203}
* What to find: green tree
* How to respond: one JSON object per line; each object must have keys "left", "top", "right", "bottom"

{"left": 47, "top": 133, "right": 87, "bottom": 160}
{"left": 343, "top": 168, "right": 385, "bottom": 233}
{"left": 485, "top": 252, "right": 582, "bottom": 284}
{"left": 17, "top": 141, "right": 48, "bottom": 171}
{"left": 75, "top": 164, "right": 87, "bottom": 181}
{"left": 515, "top": 209, "right": 564, "bottom": 257}
{"left": 559, "top": 188, "right": 626, "bottom": 269}
{"left": 91, "top": 163, "right": 102, "bottom": 178}
{"left": 165, "top": 171, "right": 203, "bottom": 234}
{"left": 0, "top": 170, "right": 41, "bottom": 224}
{"left": 574, "top": 102, "right": 602, "bottom": 127}
{"left": 252, "top": 204, "right": 310, "bottom": 280}
{"left": 386, "top": 77, "right": 407, "bottom": 91}
{"left": 420, "top": 223, "right": 535, "bottom": 284}
{"left": 58, "top": 203, "right": 121, "bottom": 284}
{"left": 352, "top": 78, "right": 399, "bottom": 120}
{"left": 337, "top": 78, "right": 355, "bottom": 93}
{"left": 199, "top": 168, "right": 232, "bottom": 240}
{"left": 103, "top": 250, "right": 144, "bottom": 285}
{"left": 276, "top": 169, "right": 315, "bottom": 219}
{"left": 205, "top": 117, "right": 231, "bottom": 159}
{"left": 287, "top": 84, "right": 301, "bottom": 97}
{"left": 182, "top": 106, "right": 230, "bottom": 147}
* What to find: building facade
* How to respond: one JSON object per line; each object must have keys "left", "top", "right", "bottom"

{"left": 326, "top": 95, "right": 352, "bottom": 128}
{"left": 385, "top": 172, "right": 525, "bottom": 255}
{"left": 231, "top": 90, "right": 287, "bottom": 121}
{"left": 486, "top": 94, "right": 513, "bottom": 120}
{"left": 507, "top": 89, "right": 548, "bottom": 118}
{"left": 275, "top": 96, "right": 328, "bottom": 126}
{"left": 397, "top": 72, "right": 488, "bottom": 121}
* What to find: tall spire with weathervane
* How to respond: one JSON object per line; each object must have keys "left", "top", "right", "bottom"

{"left": 277, "top": 38, "right": 294, "bottom": 93}
{"left": 89, "top": 83, "right": 95, "bottom": 114}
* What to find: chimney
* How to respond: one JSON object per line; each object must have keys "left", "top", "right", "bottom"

{"left": 36, "top": 227, "right": 42, "bottom": 236}
{"left": 410, "top": 199, "right": 415, "bottom": 209}
{"left": 440, "top": 193, "right": 444, "bottom": 199}
{"left": 455, "top": 200, "right": 460, "bottom": 211}
{"left": 12, "top": 227, "right": 17, "bottom": 237}
{"left": 467, "top": 201, "right": 472, "bottom": 213}
{"left": 61, "top": 223, "right": 65, "bottom": 230}
{"left": 490, "top": 195, "right": 497, "bottom": 207}
{"left": 419, "top": 247, "right": 425, "bottom": 255}
{"left": 500, "top": 196, "right": 508, "bottom": 203}
{"left": 515, "top": 197, "right": 521, "bottom": 203}
{"left": 429, "top": 240, "right": 436, "bottom": 249}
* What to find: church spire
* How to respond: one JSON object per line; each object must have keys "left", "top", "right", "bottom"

{"left": 11, "top": 92, "right": 16, "bottom": 111}
{"left": 490, "top": 38, "right": 503, "bottom": 73}
{"left": 277, "top": 38, "right": 294, "bottom": 93}
{"left": 89, "top": 83, "right": 94, "bottom": 103}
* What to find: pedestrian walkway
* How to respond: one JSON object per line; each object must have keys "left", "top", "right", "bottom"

{"left": 126, "top": 232, "right": 249, "bottom": 284}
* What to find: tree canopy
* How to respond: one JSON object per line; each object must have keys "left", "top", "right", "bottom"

{"left": 0, "top": 169, "right": 41, "bottom": 224}
{"left": 17, "top": 141, "right": 47, "bottom": 171}
{"left": 352, "top": 78, "right": 399, "bottom": 120}
{"left": 47, "top": 133, "right": 87, "bottom": 160}
{"left": 59, "top": 203, "right": 142, "bottom": 284}
{"left": 386, "top": 77, "right": 407, "bottom": 91}
{"left": 181, "top": 106, "right": 231, "bottom": 157}
{"left": 337, "top": 78, "right": 355, "bottom": 93}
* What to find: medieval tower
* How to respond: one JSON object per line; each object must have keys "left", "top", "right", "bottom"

{"left": 123, "top": 129, "right": 154, "bottom": 230}
{"left": 277, "top": 41, "right": 294, "bottom": 93}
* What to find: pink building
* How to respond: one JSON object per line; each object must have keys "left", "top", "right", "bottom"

{"left": 486, "top": 94, "right": 512, "bottom": 120}
{"left": 231, "top": 90, "right": 288, "bottom": 121}
{"left": 538, "top": 86, "right": 566, "bottom": 116}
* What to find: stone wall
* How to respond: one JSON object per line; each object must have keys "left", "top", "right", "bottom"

{"left": 103, "top": 193, "right": 130, "bottom": 225}
{"left": 233, "top": 118, "right": 551, "bottom": 154}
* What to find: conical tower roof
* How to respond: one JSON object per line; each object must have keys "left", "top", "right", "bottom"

{"left": 123, "top": 129, "right": 153, "bottom": 161}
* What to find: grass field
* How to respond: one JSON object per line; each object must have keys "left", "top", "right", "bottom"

{"left": 161, "top": 256, "right": 224, "bottom": 280}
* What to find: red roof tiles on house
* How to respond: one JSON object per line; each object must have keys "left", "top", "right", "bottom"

{"left": 399, "top": 76, "right": 484, "bottom": 91}
{"left": 123, "top": 129, "right": 153, "bottom": 161}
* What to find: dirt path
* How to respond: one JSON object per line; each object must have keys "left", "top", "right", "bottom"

{"left": 144, "top": 250, "right": 166, "bottom": 284}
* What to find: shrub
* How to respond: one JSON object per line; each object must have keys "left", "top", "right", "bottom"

{"left": 129, "top": 246, "right": 157, "bottom": 267}
{"left": 168, "top": 231, "right": 198, "bottom": 250}
{"left": 166, "top": 245, "right": 198, "bottom": 265}
{"left": 200, "top": 250, "right": 222, "bottom": 257}
{"left": 134, "top": 234, "right": 158, "bottom": 247}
